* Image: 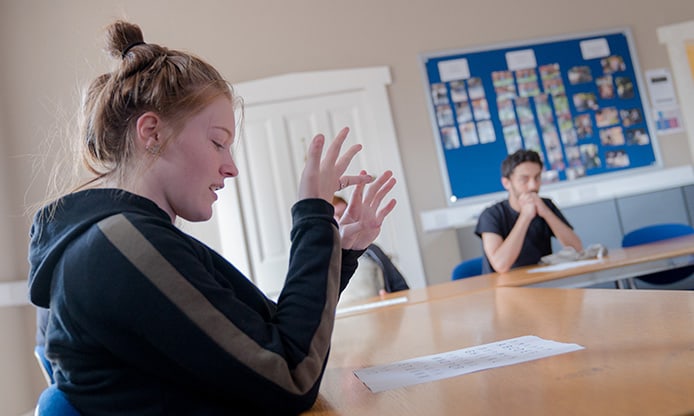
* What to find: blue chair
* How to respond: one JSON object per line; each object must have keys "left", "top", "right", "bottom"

{"left": 35, "top": 385, "right": 81, "bottom": 416}
{"left": 34, "top": 345, "right": 54, "bottom": 385}
{"left": 622, "top": 223, "right": 694, "bottom": 285}
{"left": 452, "top": 256, "right": 483, "bottom": 280}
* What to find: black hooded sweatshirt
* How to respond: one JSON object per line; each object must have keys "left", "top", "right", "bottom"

{"left": 28, "top": 189, "right": 361, "bottom": 415}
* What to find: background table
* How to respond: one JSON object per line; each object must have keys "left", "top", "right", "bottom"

{"left": 336, "top": 234, "right": 694, "bottom": 318}
{"left": 496, "top": 234, "right": 694, "bottom": 289}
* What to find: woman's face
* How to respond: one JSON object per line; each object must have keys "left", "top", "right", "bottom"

{"left": 145, "top": 96, "right": 238, "bottom": 222}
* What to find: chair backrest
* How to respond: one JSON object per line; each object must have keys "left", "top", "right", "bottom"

{"left": 363, "top": 244, "right": 410, "bottom": 292}
{"left": 34, "top": 345, "right": 54, "bottom": 385}
{"left": 35, "top": 385, "right": 81, "bottom": 416}
{"left": 451, "top": 256, "right": 483, "bottom": 280}
{"left": 621, "top": 223, "right": 694, "bottom": 285}
{"left": 622, "top": 223, "right": 694, "bottom": 247}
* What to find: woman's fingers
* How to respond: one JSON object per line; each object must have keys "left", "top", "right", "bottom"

{"left": 319, "top": 127, "right": 370, "bottom": 199}
{"left": 343, "top": 180, "right": 365, "bottom": 223}
{"left": 338, "top": 170, "right": 398, "bottom": 250}
{"left": 334, "top": 144, "right": 363, "bottom": 177}
{"left": 321, "top": 127, "right": 350, "bottom": 169}
{"left": 339, "top": 173, "right": 374, "bottom": 190}
{"left": 363, "top": 171, "right": 394, "bottom": 207}
{"left": 325, "top": 127, "right": 349, "bottom": 151}
{"left": 297, "top": 134, "right": 325, "bottom": 200}
{"left": 370, "top": 177, "right": 396, "bottom": 211}
{"left": 376, "top": 198, "right": 397, "bottom": 223}
{"left": 298, "top": 128, "right": 393, "bottom": 213}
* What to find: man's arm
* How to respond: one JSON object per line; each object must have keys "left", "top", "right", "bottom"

{"left": 534, "top": 196, "right": 583, "bottom": 251}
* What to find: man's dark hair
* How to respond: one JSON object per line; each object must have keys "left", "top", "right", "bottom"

{"left": 501, "top": 149, "right": 543, "bottom": 178}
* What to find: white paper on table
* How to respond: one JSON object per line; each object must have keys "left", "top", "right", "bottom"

{"left": 354, "top": 335, "right": 584, "bottom": 393}
{"left": 527, "top": 259, "right": 602, "bottom": 273}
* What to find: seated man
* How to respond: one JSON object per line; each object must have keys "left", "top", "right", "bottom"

{"left": 332, "top": 195, "right": 409, "bottom": 294}
{"left": 475, "top": 150, "right": 582, "bottom": 273}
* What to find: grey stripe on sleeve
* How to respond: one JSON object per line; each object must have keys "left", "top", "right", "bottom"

{"left": 97, "top": 213, "right": 340, "bottom": 395}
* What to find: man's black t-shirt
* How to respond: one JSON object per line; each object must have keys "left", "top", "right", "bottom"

{"left": 474, "top": 198, "right": 572, "bottom": 273}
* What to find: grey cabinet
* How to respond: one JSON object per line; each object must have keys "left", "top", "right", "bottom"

{"left": 617, "top": 188, "right": 690, "bottom": 235}
{"left": 683, "top": 184, "right": 694, "bottom": 225}
{"left": 456, "top": 224, "right": 483, "bottom": 259}
{"left": 558, "top": 199, "right": 622, "bottom": 251}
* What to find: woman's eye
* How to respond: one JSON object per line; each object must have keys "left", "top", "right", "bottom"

{"left": 212, "top": 140, "right": 225, "bottom": 150}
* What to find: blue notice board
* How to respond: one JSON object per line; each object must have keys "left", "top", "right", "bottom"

{"left": 420, "top": 28, "right": 658, "bottom": 204}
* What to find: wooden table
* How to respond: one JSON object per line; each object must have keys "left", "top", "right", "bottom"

{"left": 308, "top": 288, "right": 694, "bottom": 415}
{"left": 335, "top": 273, "right": 497, "bottom": 317}
{"left": 496, "top": 234, "right": 694, "bottom": 289}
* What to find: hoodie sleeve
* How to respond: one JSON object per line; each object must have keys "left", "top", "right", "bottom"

{"left": 59, "top": 198, "right": 341, "bottom": 414}
{"left": 338, "top": 249, "right": 365, "bottom": 293}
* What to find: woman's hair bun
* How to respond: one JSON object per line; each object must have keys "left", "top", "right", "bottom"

{"left": 104, "top": 20, "right": 145, "bottom": 59}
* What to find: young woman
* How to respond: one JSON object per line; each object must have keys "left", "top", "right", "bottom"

{"left": 29, "top": 20, "right": 396, "bottom": 415}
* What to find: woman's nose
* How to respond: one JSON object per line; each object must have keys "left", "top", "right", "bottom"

{"left": 221, "top": 155, "right": 239, "bottom": 178}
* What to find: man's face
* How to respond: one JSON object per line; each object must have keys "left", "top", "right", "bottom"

{"left": 502, "top": 161, "right": 542, "bottom": 202}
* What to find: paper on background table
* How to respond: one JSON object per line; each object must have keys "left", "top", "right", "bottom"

{"left": 354, "top": 335, "right": 584, "bottom": 393}
{"left": 528, "top": 259, "right": 602, "bottom": 273}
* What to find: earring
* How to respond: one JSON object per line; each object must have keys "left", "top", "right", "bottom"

{"left": 146, "top": 144, "right": 160, "bottom": 155}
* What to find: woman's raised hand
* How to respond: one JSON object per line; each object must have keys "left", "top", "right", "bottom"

{"left": 337, "top": 170, "right": 397, "bottom": 250}
{"left": 298, "top": 127, "right": 372, "bottom": 202}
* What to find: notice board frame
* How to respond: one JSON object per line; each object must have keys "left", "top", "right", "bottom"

{"left": 420, "top": 28, "right": 661, "bottom": 206}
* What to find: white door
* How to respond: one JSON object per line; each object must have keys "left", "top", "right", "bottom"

{"left": 182, "top": 67, "right": 425, "bottom": 299}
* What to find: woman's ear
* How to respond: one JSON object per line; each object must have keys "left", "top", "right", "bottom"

{"left": 135, "top": 112, "right": 161, "bottom": 153}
